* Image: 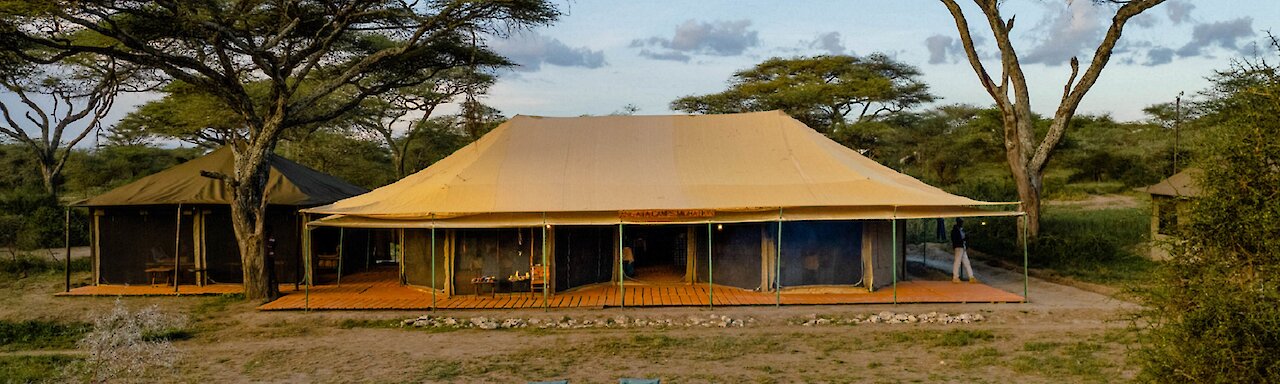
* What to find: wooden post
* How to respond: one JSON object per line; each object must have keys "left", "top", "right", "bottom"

{"left": 541, "top": 215, "right": 548, "bottom": 311}
{"left": 618, "top": 223, "right": 624, "bottom": 307}
{"left": 707, "top": 221, "right": 713, "bottom": 309}
{"left": 336, "top": 228, "right": 344, "bottom": 287}
{"left": 776, "top": 208, "right": 782, "bottom": 307}
{"left": 1022, "top": 214, "right": 1030, "bottom": 302}
{"left": 431, "top": 217, "right": 437, "bottom": 310}
{"left": 304, "top": 221, "right": 312, "bottom": 311}
{"left": 64, "top": 206, "right": 71, "bottom": 293}
{"left": 174, "top": 203, "right": 182, "bottom": 293}
{"left": 892, "top": 216, "right": 898, "bottom": 305}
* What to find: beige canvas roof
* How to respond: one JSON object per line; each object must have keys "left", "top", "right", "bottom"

{"left": 305, "top": 111, "right": 1017, "bottom": 226}
{"left": 79, "top": 147, "right": 368, "bottom": 207}
{"left": 1143, "top": 168, "right": 1202, "bottom": 197}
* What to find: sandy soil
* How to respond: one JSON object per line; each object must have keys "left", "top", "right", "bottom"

{"left": 7, "top": 246, "right": 1138, "bottom": 383}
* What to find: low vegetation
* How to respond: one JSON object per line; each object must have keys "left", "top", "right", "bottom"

{"left": 0, "top": 319, "right": 89, "bottom": 351}
{"left": 966, "top": 205, "right": 1156, "bottom": 288}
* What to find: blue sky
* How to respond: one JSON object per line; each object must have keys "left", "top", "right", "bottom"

{"left": 482, "top": 0, "right": 1279, "bottom": 121}
{"left": 3, "top": 1, "right": 1277, "bottom": 148}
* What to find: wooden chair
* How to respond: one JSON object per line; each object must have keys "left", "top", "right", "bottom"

{"left": 530, "top": 264, "right": 548, "bottom": 293}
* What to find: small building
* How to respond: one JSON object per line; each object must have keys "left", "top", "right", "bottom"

{"left": 78, "top": 147, "right": 373, "bottom": 287}
{"left": 303, "top": 111, "right": 1020, "bottom": 304}
{"left": 1142, "top": 168, "right": 1201, "bottom": 260}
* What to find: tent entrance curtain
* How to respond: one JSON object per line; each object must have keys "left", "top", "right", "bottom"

{"left": 403, "top": 228, "right": 448, "bottom": 290}
{"left": 554, "top": 226, "right": 614, "bottom": 292}
{"left": 778, "top": 221, "right": 863, "bottom": 287}
{"left": 450, "top": 228, "right": 543, "bottom": 295}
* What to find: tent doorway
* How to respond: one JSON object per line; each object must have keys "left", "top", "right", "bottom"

{"left": 624, "top": 225, "right": 689, "bottom": 284}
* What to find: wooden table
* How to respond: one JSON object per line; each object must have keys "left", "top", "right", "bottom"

{"left": 145, "top": 266, "right": 175, "bottom": 286}
{"left": 472, "top": 280, "right": 496, "bottom": 297}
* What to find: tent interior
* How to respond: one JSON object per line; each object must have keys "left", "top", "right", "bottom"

{"left": 384, "top": 219, "right": 904, "bottom": 296}
{"left": 94, "top": 205, "right": 383, "bottom": 286}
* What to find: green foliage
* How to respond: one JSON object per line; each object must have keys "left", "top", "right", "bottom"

{"left": 0, "top": 252, "right": 91, "bottom": 277}
{"left": 671, "top": 54, "right": 935, "bottom": 134}
{"left": 1132, "top": 51, "right": 1280, "bottom": 383}
{"left": 967, "top": 206, "right": 1154, "bottom": 286}
{"left": 0, "top": 354, "right": 80, "bottom": 383}
{"left": 279, "top": 129, "right": 397, "bottom": 189}
{"left": 61, "top": 145, "right": 204, "bottom": 199}
{"left": 0, "top": 320, "right": 90, "bottom": 351}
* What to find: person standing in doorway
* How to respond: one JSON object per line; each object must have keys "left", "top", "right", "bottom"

{"left": 622, "top": 245, "right": 636, "bottom": 278}
{"left": 951, "top": 218, "right": 978, "bottom": 283}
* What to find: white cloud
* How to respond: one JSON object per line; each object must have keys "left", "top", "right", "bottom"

{"left": 491, "top": 31, "right": 605, "bottom": 72}
{"left": 631, "top": 19, "right": 760, "bottom": 60}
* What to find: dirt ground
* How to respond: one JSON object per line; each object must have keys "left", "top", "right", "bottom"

{"left": 1043, "top": 194, "right": 1141, "bottom": 210}
{"left": 4, "top": 244, "right": 1138, "bottom": 384}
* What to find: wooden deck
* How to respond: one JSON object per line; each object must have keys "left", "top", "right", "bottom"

{"left": 256, "top": 270, "right": 1025, "bottom": 311}
{"left": 58, "top": 283, "right": 253, "bottom": 296}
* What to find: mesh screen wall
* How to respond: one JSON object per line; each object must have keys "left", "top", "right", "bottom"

{"left": 554, "top": 226, "right": 615, "bottom": 292}
{"left": 778, "top": 221, "right": 863, "bottom": 287}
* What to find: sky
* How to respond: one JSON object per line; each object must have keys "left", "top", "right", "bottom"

{"left": 3, "top": 0, "right": 1278, "bottom": 148}
{"left": 478, "top": 0, "right": 1279, "bottom": 122}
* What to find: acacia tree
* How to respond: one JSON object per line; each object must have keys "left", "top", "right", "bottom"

{"left": 0, "top": 59, "right": 123, "bottom": 197}
{"left": 939, "top": 0, "right": 1165, "bottom": 236}
{"left": 671, "top": 54, "right": 935, "bottom": 135}
{"left": 0, "top": 0, "right": 559, "bottom": 301}
{"left": 357, "top": 68, "right": 493, "bottom": 178}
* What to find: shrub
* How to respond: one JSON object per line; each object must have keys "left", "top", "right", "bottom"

{"left": 0, "top": 320, "right": 91, "bottom": 351}
{"left": 1131, "top": 54, "right": 1280, "bottom": 383}
{"left": 965, "top": 206, "right": 1152, "bottom": 286}
{"left": 65, "top": 301, "right": 187, "bottom": 382}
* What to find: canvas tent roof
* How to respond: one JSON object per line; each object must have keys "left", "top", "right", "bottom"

{"left": 1142, "top": 168, "right": 1202, "bottom": 198}
{"left": 79, "top": 147, "right": 368, "bottom": 207}
{"left": 305, "top": 111, "right": 1018, "bottom": 226}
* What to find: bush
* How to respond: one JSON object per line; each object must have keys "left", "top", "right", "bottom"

{"left": 66, "top": 301, "right": 186, "bottom": 382}
{"left": 1132, "top": 55, "right": 1280, "bottom": 382}
{"left": 0, "top": 188, "right": 90, "bottom": 251}
{"left": 1, "top": 251, "right": 92, "bottom": 277}
{"left": 944, "top": 175, "right": 1018, "bottom": 202}
{"left": 966, "top": 206, "right": 1152, "bottom": 285}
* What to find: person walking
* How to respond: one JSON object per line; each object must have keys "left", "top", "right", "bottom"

{"left": 951, "top": 218, "right": 978, "bottom": 283}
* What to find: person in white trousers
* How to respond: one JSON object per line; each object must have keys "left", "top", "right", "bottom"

{"left": 951, "top": 218, "right": 978, "bottom": 283}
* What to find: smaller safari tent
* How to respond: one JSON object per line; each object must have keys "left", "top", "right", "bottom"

{"left": 303, "top": 111, "right": 1025, "bottom": 306}
{"left": 78, "top": 147, "right": 373, "bottom": 287}
{"left": 1142, "top": 168, "right": 1201, "bottom": 259}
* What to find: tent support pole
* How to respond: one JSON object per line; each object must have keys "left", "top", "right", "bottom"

{"left": 431, "top": 216, "right": 437, "bottom": 310}
{"left": 707, "top": 221, "right": 713, "bottom": 309}
{"left": 336, "top": 228, "right": 344, "bottom": 287}
{"left": 1022, "top": 214, "right": 1029, "bottom": 302}
{"left": 618, "top": 223, "right": 625, "bottom": 307}
{"left": 174, "top": 203, "right": 182, "bottom": 293}
{"left": 776, "top": 208, "right": 782, "bottom": 307}
{"left": 398, "top": 229, "right": 405, "bottom": 285}
{"left": 542, "top": 214, "right": 548, "bottom": 311}
{"left": 64, "top": 206, "right": 71, "bottom": 293}
{"left": 303, "top": 221, "right": 312, "bottom": 312}
{"left": 891, "top": 215, "right": 898, "bottom": 305}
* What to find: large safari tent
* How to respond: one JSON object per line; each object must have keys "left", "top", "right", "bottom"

{"left": 75, "top": 147, "right": 375, "bottom": 291}
{"left": 299, "top": 111, "right": 1026, "bottom": 308}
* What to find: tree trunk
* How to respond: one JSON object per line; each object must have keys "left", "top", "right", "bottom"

{"left": 228, "top": 145, "right": 278, "bottom": 302}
